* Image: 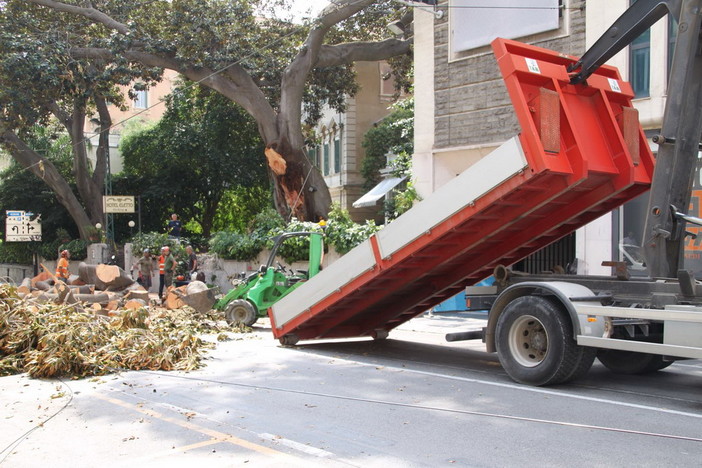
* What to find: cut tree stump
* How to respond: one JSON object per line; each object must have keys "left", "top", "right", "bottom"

{"left": 17, "top": 278, "right": 32, "bottom": 294}
{"left": 124, "top": 299, "right": 147, "bottom": 310}
{"left": 177, "top": 281, "right": 216, "bottom": 313}
{"left": 125, "top": 290, "right": 150, "bottom": 303}
{"left": 78, "top": 262, "right": 105, "bottom": 289}
{"left": 164, "top": 286, "right": 186, "bottom": 309}
{"left": 95, "top": 264, "right": 135, "bottom": 290}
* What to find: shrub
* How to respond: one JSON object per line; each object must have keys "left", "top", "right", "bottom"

{"left": 59, "top": 239, "right": 89, "bottom": 260}
{"left": 39, "top": 239, "right": 62, "bottom": 260}
{"left": 209, "top": 231, "right": 261, "bottom": 261}
{"left": 0, "top": 242, "right": 34, "bottom": 264}
{"left": 267, "top": 218, "right": 323, "bottom": 264}
{"left": 325, "top": 204, "right": 381, "bottom": 254}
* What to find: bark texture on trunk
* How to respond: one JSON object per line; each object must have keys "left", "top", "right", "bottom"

{"left": 266, "top": 137, "right": 331, "bottom": 221}
{"left": 0, "top": 129, "right": 93, "bottom": 239}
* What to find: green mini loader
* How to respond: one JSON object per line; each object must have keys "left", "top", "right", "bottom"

{"left": 214, "top": 232, "right": 324, "bottom": 326}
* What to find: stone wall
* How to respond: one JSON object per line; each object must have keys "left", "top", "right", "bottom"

{"left": 433, "top": 1, "right": 586, "bottom": 149}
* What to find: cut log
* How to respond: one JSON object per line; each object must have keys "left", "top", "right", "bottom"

{"left": 95, "top": 264, "right": 135, "bottom": 290}
{"left": 164, "top": 286, "right": 186, "bottom": 310}
{"left": 69, "top": 275, "right": 86, "bottom": 286}
{"left": 72, "top": 293, "right": 110, "bottom": 304}
{"left": 78, "top": 263, "right": 106, "bottom": 290}
{"left": 34, "top": 281, "right": 52, "bottom": 291}
{"left": 34, "top": 292, "right": 58, "bottom": 302}
{"left": 54, "top": 281, "right": 71, "bottom": 303}
{"left": 177, "top": 281, "right": 216, "bottom": 313}
{"left": 67, "top": 284, "right": 94, "bottom": 295}
{"left": 124, "top": 299, "right": 147, "bottom": 310}
{"left": 125, "top": 290, "right": 150, "bottom": 303}
{"left": 105, "top": 300, "right": 120, "bottom": 311}
{"left": 17, "top": 277, "right": 32, "bottom": 294}
{"left": 31, "top": 271, "right": 52, "bottom": 288}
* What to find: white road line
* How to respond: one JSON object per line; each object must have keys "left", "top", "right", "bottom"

{"left": 258, "top": 432, "right": 333, "bottom": 458}
{"left": 341, "top": 359, "right": 702, "bottom": 420}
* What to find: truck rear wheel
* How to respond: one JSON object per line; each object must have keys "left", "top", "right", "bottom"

{"left": 495, "top": 295, "right": 595, "bottom": 386}
{"left": 597, "top": 349, "right": 673, "bottom": 374}
{"left": 224, "top": 299, "right": 258, "bottom": 327}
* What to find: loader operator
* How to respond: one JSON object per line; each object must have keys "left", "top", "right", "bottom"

{"left": 55, "top": 249, "right": 70, "bottom": 283}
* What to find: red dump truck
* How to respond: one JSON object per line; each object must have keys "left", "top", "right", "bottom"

{"left": 270, "top": 0, "right": 702, "bottom": 386}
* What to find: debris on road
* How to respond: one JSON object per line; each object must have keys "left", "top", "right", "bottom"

{"left": 0, "top": 268, "right": 237, "bottom": 379}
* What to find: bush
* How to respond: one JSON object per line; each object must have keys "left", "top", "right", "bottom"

{"left": 58, "top": 239, "right": 89, "bottom": 260}
{"left": 207, "top": 205, "right": 380, "bottom": 262}
{"left": 130, "top": 231, "right": 188, "bottom": 274}
{"left": 325, "top": 204, "right": 381, "bottom": 254}
{"left": 209, "top": 231, "right": 261, "bottom": 261}
{"left": 39, "top": 239, "right": 62, "bottom": 261}
{"left": 267, "top": 218, "right": 323, "bottom": 264}
{"left": 0, "top": 243, "right": 34, "bottom": 264}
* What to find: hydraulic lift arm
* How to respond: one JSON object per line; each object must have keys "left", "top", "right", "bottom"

{"left": 570, "top": 0, "right": 702, "bottom": 278}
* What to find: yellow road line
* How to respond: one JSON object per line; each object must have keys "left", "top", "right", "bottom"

{"left": 94, "top": 393, "right": 288, "bottom": 457}
{"left": 173, "top": 438, "right": 221, "bottom": 452}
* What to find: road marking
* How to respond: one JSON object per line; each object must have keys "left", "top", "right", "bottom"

{"left": 93, "top": 394, "right": 289, "bottom": 456}
{"left": 342, "top": 359, "right": 702, "bottom": 420}
{"left": 173, "top": 439, "right": 221, "bottom": 451}
{"left": 259, "top": 432, "right": 333, "bottom": 458}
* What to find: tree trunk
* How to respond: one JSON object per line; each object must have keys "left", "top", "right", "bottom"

{"left": 266, "top": 134, "right": 331, "bottom": 222}
{"left": 67, "top": 99, "right": 106, "bottom": 225}
{"left": 0, "top": 129, "right": 94, "bottom": 239}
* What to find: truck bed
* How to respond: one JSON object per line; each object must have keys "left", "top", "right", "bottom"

{"left": 269, "top": 38, "right": 656, "bottom": 343}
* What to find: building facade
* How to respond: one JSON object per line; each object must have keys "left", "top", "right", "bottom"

{"left": 414, "top": 0, "right": 588, "bottom": 273}
{"left": 84, "top": 70, "right": 179, "bottom": 174}
{"left": 308, "top": 61, "right": 398, "bottom": 222}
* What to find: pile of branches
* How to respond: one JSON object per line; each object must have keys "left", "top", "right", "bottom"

{"left": 0, "top": 284, "right": 234, "bottom": 378}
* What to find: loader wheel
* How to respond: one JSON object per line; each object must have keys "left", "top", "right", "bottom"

{"left": 495, "top": 296, "right": 595, "bottom": 386}
{"left": 597, "top": 349, "right": 673, "bottom": 374}
{"left": 224, "top": 299, "right": 258, "bottom": 327}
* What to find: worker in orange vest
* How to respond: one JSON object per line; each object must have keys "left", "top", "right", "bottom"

{"left": 55, "top": 249, "right": 70, "bottom": 283}
{"left": 158, "top": 247, "right": 167, "bottom": 299}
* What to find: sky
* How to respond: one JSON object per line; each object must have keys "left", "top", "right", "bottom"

{"left": 286, "top": 0, "right": 331, "bottom": 22}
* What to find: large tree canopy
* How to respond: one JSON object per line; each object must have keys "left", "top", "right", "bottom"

{"left": 0, "top": 1, "right": 161, "bottom": 238}
{"left": 117, "top": 82, "right": 268, "bottom": 238}
{"left": 20, "top": 0, "right": 414, "bottom": 221}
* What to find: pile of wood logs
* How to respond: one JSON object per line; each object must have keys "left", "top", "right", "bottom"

{"left": 15, "top": 262, "right": 215, "bottom": 314}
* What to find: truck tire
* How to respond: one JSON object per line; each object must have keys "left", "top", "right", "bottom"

{"left": 279, "top": 334, "right": 299, "bottom": 346}
{"left": 224, "top": 299, "right": 258, "bottom": 327}
{"left": 597, "top": 349, "right": 673, "bottom": 374}
{"left": 495, "top": 295, "right": 595, "bottom": 386}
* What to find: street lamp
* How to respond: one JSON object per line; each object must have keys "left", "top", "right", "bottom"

{"left": 128, "top": 220, "right": 135, "bottom": 237}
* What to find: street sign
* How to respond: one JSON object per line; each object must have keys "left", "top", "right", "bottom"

{"left": 103, "top": 195, "right": 135, "bottom": 213}
{"left": 5, "top": 210, "right": 42, "bottom": 242}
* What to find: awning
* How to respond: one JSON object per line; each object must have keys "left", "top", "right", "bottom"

{"left": 352, "top": 177, "right": 406, "bottom": 208}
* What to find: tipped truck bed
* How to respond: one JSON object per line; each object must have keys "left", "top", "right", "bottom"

{"left": 269, "top": 38, "right": 655, "bottom": 343}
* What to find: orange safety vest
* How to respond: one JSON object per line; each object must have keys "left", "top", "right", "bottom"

{"left": 56, "top": 258, "right": 69, "bottom": 280}
{"left": 158, "top": 255, "right": 166, "bottom": 274}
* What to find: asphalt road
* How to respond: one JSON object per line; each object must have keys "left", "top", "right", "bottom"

{"left": 2, "top": 313, "right": 702, "bottom": 467}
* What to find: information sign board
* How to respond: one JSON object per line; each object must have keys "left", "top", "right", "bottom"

{"left": 5, "top": 210, "right": 42, "bottom": 242}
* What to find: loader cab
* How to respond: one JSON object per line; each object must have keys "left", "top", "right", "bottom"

{"left": 264, "top": 231, "right": 324, "bottom": 280}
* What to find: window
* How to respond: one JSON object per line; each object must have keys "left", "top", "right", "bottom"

{"left": 629, "top": 1, "right": 650, "bottom": 98}
{"left": 134, "top": 90, "right": 148, "bottom": 109}
{"left": 334, "top": 135, "right": 341, "bottom": 173}
{"left": 450, "top": 0, "right": 560, "bottom": 55}
{"left": 323, "top": 142, "right": 330, "bottom": 176}
{"left": 308, "top": 146, "right": 318, "bottom": 168}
